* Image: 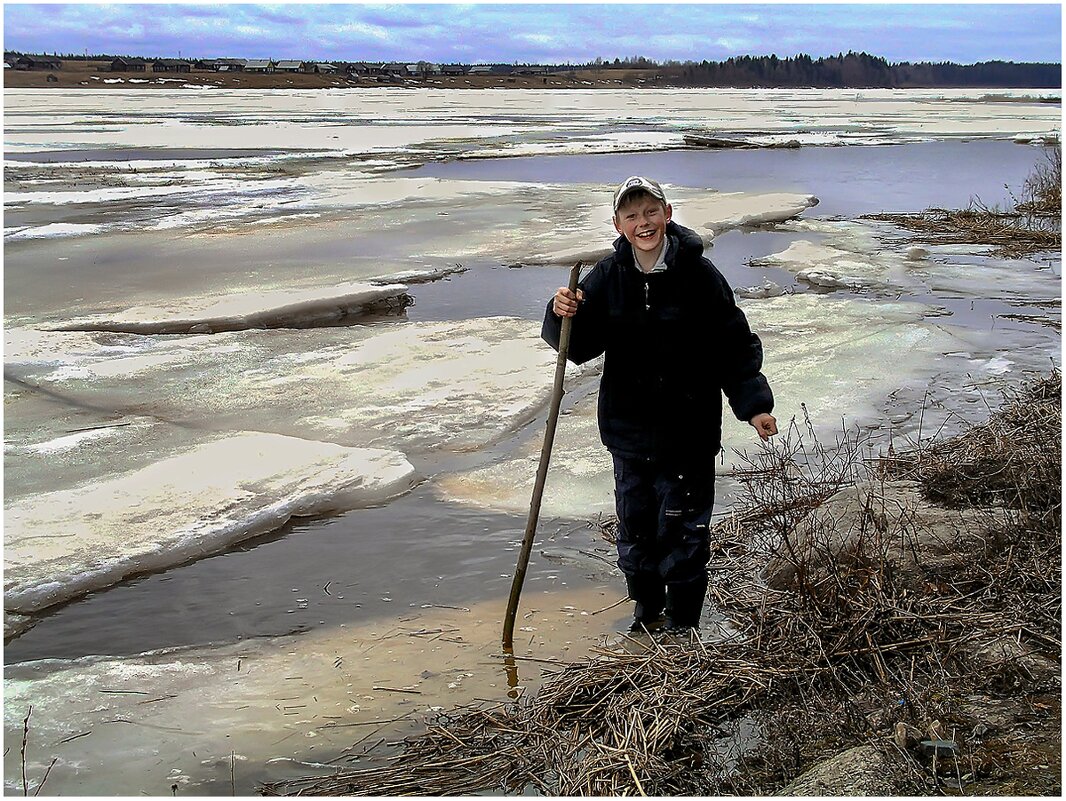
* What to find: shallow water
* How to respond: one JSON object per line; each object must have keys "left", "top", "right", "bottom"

{"left": 3, "top": 484, "right": 613, "bottom": 663}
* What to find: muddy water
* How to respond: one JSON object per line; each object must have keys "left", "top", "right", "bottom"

{"left": 5, "top": 583, "right": 637, "bottom": 795}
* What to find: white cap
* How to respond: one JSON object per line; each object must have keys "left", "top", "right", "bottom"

{"left": 612, "top": 176, "right": 667, "bottom": 212}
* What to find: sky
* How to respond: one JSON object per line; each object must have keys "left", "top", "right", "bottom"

{"left": 2, "top": 2, "right": 1062, "bottom": 65}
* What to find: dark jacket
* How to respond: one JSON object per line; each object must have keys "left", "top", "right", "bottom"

{"left": 542, "top": 221, "right": 773, "bottom": 460}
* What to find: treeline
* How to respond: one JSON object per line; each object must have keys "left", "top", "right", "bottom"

{"left": 603, "top": 51, "right": 1061, "bottom": 88}
{"left": 7, "top": 48, "right": 1061, "bottom": 88}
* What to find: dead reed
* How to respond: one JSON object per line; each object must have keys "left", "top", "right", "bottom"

{"left": 262, "top": 373, "right": 1061, "bottom": 796}
{"left": 864, "top": 145, "right": 1061, "bottom": 258}
{"left": 881, "top": 371, "right": 1061, "bottom": 531}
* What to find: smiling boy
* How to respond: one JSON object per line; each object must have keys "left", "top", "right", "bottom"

{"left": 543, "top": 176, "right": 777, "bottom": 632}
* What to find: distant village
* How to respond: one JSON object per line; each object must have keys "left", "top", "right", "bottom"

{"left": 5, "top": 51, "right": 1059, "bottom": 89}
{"left": 4, "top": 52, "right": 555, "bottom": 78}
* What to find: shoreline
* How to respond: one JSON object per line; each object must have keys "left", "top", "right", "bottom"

{"left": 265, "top": 371, "right": 1063, "bottom": 797}
{"left": 5, "top": 62, "right": 1063, "bottom": 94}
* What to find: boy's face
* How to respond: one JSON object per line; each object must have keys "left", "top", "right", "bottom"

{"left": 613, "top": 194, "right": 672, "bottom": 257}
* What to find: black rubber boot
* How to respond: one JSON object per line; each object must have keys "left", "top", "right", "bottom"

{"left": 665, "top": 573, "right": 708, "bottom": 631}
{"left": 625, "top": 574, "right": 666, "bottom": 631}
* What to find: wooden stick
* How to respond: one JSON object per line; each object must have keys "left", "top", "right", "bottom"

{"left": 503, "top": 261, "right": 582, "bottom": 651}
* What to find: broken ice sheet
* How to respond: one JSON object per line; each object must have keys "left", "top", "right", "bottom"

{"left": 44, "top": 281, "right": 411, "bottom": 335}
{"left": 458, "top": 186, "right": 819, "bottom": 266}
{"left": 5, "top": 317, "right": 597, "bottom": 454}
{"left": 763, "top": 218, "right": 1061, "bottom": 300}
{"left": 436, "top": 294, "right": 961, "bottom": 518}
{"left": 4, "top": 432, "right": 417, "bottom": 616}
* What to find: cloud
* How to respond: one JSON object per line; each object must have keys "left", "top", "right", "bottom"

{"left": 2, "top": 3, "right": 1060, "bottom": 64}
{"left": 331, "top": 21, "right": 393, "bottom": 43}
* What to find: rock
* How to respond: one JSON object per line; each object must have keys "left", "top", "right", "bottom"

{"left": 764, "top": 481, "right": 1013, "bottom": 592}
{"left": 954, "top": 695, "right": 1027, "bottom": 734}
{"left": 961, "top": 634, "right": 1059, "bottom": 684}
{"left": 905, "top": 246, "right": 930, "bottom": 261}
{"left": 919, "top": 738, "right": 959, "bottom": 760}
{"left": 683, "top": 134, "right": 756, "bottom": 149}
{"left": 893, "top": 721, "right": 923, "bottom": 750}
{"left": 777, "top": 744, "right": 901, "bottom": 796}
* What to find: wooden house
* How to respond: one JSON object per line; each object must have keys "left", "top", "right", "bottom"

{"left": 511, "top": 66, "right": 550, "bottom": 76}
{"left": 243, "top": 59, "right": 275, "bottom": 73}
{"left": 16, "top": 55, "right": 63, "bottom": 70}
{"left": 110, "top": 57, "right": 147, "bottom": 72}
{"left": 152, "top": 59, "right": 191, "bottom": 73}
{"left": 346, "top": 62, "right": 384, "bottom": 76}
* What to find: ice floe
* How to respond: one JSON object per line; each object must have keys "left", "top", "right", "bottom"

{"left": 12, "top": 426, "right": 117, "bottom": 455}
{"left": 6, "top": 318, "right": 598, "bottom": 454}
{"left": 4, "top": 222, "right": 106, "bottom": 240}
{"left": 6, "top": 88, "right": 1055, "bottom": 161}
{"left": 761, "top": 218, "right": 1062, "bottom": 300}
{"left": 519, "top": 189, "right": 818, "bottom": 265}
{"left": 735, "top": 280, "right": 786, "bottom": 299}
{"left": 437, "top": 294, "right": 961, "bottom": 519}
{"left": 4, "top": 432, "right": 417, "bottom": 615}
{"left": 3, "top": 87, "right": 1056, "bottom": 245}
{"left": 45, "top": 281, "right": 410, "bottom": 334}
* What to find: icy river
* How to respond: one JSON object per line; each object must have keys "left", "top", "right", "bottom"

{"left": 3, "top": 88, "right": 1061, "bottom": 794}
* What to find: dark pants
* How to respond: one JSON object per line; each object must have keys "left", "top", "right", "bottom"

{"left": 612, "top": 453, "right": 714, "bottom": 627}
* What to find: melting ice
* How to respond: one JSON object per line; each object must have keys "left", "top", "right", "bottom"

{"left": 3, "top": 87, "right": 1060, "bottom": 795}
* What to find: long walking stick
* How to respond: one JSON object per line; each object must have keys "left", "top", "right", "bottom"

{"left": 502, "top": 261, "right": 582, "bottom": 651}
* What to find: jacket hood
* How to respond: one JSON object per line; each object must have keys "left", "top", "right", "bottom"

{"left": 611, "top": 221, "right": 706, "bottom": 266}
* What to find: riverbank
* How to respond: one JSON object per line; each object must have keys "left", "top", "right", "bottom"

{"left": 264, "top": 372, "right": 1062, "bottom": 796}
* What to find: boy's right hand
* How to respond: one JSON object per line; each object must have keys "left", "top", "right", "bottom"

{"left": 553, "top": 287, "right": 584, "bottom": 318}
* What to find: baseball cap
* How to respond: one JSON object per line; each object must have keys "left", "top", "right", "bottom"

{"left": 612, "top": 176, "right": 668, "bottom": 212}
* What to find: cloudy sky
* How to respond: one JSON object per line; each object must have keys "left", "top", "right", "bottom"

{"left": 3, "top": 2, "right": 1061, "bottom": 65}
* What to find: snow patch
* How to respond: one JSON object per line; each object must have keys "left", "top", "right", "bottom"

{"left": 20, "top": 427, "right": 117, "bottom": 455}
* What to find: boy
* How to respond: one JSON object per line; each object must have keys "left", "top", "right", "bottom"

{"left": 542, "top": 176, "right": 777, "bottom": 632}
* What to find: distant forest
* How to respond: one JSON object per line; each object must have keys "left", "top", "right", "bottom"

{"left": 602, "top": 51, "right": 1061, "bottom": 88}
